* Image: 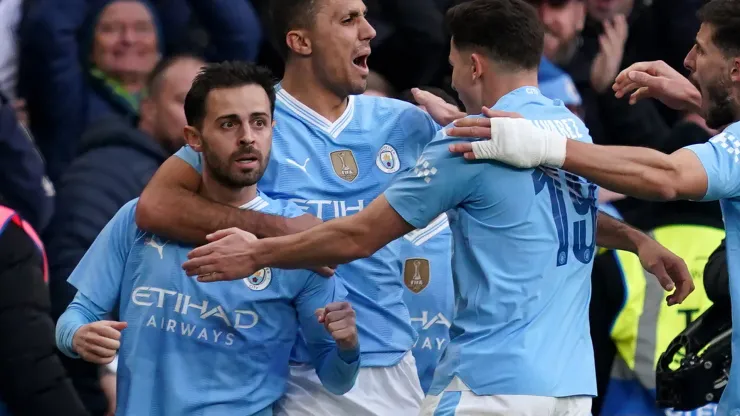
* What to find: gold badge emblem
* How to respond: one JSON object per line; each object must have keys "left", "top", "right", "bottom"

{"left": 330, "top": 150, "right": 359, "bottom": 182}
{"left": 404, "top": 258, "right": 430, "bottom": 294}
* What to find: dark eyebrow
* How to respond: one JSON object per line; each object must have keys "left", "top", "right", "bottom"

{"left": 250, "top": 112, "right": 270, "bottom": 119}
{"left": 215, "top": 114, "right": 240, "bottom": 123}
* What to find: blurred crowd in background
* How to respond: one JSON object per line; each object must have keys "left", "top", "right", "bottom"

{"left": 0, "top": 0, "right": 730, "bottom": 415}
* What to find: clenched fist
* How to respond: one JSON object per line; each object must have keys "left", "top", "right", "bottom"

{"left": 315, "top": 302, "right": 358, "bottom": 351}
{"left": 72, "top": 321, "right": 128, "bottom": 364}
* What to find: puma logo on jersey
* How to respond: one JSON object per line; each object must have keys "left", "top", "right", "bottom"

{"left": 285, "top": 158, "right": 310, "bottom": 174}
{"left": 145, "top": 237, "right": 168, "bottom": 259}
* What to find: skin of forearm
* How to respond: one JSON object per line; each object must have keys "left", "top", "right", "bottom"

{"left": 136, "top": 186, "right": 289, "bottom": 243}
{"left": 254, "top": 216, "right": 376, "bottom": 271}
{"left": 595, "top": 211, "right": 649, "bottom": 253}
{"left": 563, "top": 141, "right": 680, "bottom": 201}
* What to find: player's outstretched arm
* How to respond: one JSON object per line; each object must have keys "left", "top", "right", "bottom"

{"left": 596, "top": 212, "right": 694, "bottom": 305}
{"left": 183, "top": 196, "right": 414, "bottom": 282}
{"left": 297, "top": 277, "right": 360, "bottom": 395}
{"left": 136, "top": 156, "right": 321, "bottom": 243}
{"left": 56, "top": 292, "right": 126, "bottom": 364}
{"left": 447, "top": 118, "right": 709, "bottom": 201}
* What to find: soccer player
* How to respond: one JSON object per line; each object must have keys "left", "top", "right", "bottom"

{"left": 135, "top": 0, "right": 448, "bottom": 413}
{"left": 181, "top": 1, "right": 692, "bottom": 414}
{"left": 400, "top": 215, "right": 453, "bottom": 394}
{"left": 55, "top": 62, "right": 360, "bottom": 416}
{"left": 444, "top": 1, "right": 740, "bottom": 413}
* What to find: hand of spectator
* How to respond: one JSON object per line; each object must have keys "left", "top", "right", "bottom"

{"left": 411, "top": 88, "right": 466, "bottom": 125}
{"left": 590, "top": 14, "right": 629, "bottom": 93}
{"left": 72, "top": 321, "right": 127, "bottom": 364}
{"left": 11, "top": 99, "right": 28, "bottom": 126}
{"left": 316, "top": 302, "right": 358, "bottom": 351}
{"left": 612, "top": 60, "right": 702, "bottom": 112}
{"left": 636, "top": 237, "right": 695, "bottom": 306}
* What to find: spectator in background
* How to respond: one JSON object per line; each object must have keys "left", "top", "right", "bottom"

{"left": 43, "top": 54, "right": 203, "bottom": 416}
{"left": 0, "top": 0, "right": 22, "bottom": 100}
{"left": 531, "top": 0, "right": 586, "bottom": 68}
{"left": 563, "top": 0, "right": 706, "bottom": 147}
{"left": 0, "top": 92, "right": 54, "bottom": 233}
{"left": 364, "top": 70, "right": 395, "bottom": 98}
{"left": 364, "top": 0, "right": 447, "bottom": 92}
{"left": 0, "top": 205, "right": 88, "bottom": 416}
{"left": 19, "top": 0, "right": 262, "bottom": 182}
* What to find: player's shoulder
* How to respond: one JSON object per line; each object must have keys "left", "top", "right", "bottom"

{"left": 714, "top": 122, "right": 740, "bottom": 143}
{"left": 355, "top": 95, "right": 438, "bottom": 130}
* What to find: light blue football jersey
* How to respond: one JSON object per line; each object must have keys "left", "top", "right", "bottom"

{"left": 385, "top": 86, "right": 598, "bottom": 397}
{"left": 686, "top": 123, "right": 740, "bottom": 416}
{"left": 59, "top": 195, "right": 359, "bottom": 416}
{"left": 400, "top": 214, "right": 454, "bottom": 393}
{"left": 175, "top": 85, "right": 442, "bottom": 367}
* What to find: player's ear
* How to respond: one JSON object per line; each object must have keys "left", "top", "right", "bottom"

{"left": 183, "top": 125, "right": 204, "bottom": 152}
{"left": 470, "top": 53, "right": 485, "bottom": 83}
{"left": 730, "top": 57, "right": 740, "bottom": 83}
{"left": 286, "top": 29, "right": 312, "bottom": 57}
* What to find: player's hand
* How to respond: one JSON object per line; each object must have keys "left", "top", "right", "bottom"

{"left": 635, "top": 237, "right": 695, "bottom": 306}
{"left": 612, "top": 60, "right": 701, "bottom": 112}
{"left": 590, "top": 14, "right": 628, "bottom": 93}
{"left": 72, "top": 321, "right": 127, "bottom": 364}
{"left": 446, "top": 109, "right": 525, "bottom": 160}
{"left": 316, "top": 302, "right": 358, "bottom": 351}
{"left": 183, "top": 227, "right": 260, "bottom": 282}
{"left": 411, "top": 88, "right": 465, "bottom": 126}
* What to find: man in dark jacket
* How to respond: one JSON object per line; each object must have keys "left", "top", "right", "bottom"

{"left": 43, "top": 54, "right": 203, "bottom": 416}
{"left": 0, "top": 205, "right": 88, "bottom": 416}
{"left": 0, "top": 92, "right": 54, "bottom": 232}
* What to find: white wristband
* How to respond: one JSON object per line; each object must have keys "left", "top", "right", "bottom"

{"left": 470, "top": 118, "right": 567, "bottom": 169}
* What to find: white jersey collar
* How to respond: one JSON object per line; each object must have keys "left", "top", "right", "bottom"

{"left": 275, "top": 84, "right": 355, "bottom": 138}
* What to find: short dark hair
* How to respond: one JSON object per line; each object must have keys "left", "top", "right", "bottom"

{"left": 446, "top": 0, "right": 544, "bottom": 70}
{"left": 697, "top": 0, "right": 740, "bottom": 57}
{"left": 524, "top": 0, "right": 582, "bottom": 7}
{"left": 145, "top": 54, "right": 204, "bottom": 97}
{"left": 184, "top": 61, "right": 276, "bottom": 129}
{"left": 268, "top": 0, "right": 318, "bottom": 59}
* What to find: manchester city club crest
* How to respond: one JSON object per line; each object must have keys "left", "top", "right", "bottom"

{"left": 243, "top": 268, "right": 272, "bottom": 291}
{"left": 376, "top": 144, "right": 400, "bottom": 173}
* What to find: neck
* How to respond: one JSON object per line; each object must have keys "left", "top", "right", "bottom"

{"left": 281, "top": 59, "right": 349, "bottom": 122}
{"left": 481, "top": 70, "right": 539, "bottom": 110}
{"left": 200, "top": 168, "right": 258, "bottom": 209}
{"left": 110, "top": 71, "right": 147, "bottom": 94}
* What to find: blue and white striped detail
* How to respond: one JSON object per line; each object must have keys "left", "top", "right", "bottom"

{"left": 404, "top": 214, "right": 450, "bottom": 246}
{"left": 276, "top": 85, "right": 355, "bottom": 138}
{"left": 240, "top": 195, "right": 269, "bottom": 212}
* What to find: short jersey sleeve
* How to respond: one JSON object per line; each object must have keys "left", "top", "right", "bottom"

{"left": 686, "top": 129, "right": 740, "bottom": 201}
{"left": 174, "top": 146, "right": 203, "bottom": 174}
{"left": 384, "top": 126, "right": 482, "bottom": 229}
{"left": 67, "top": 199, "right": 139, "bottom": 312}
